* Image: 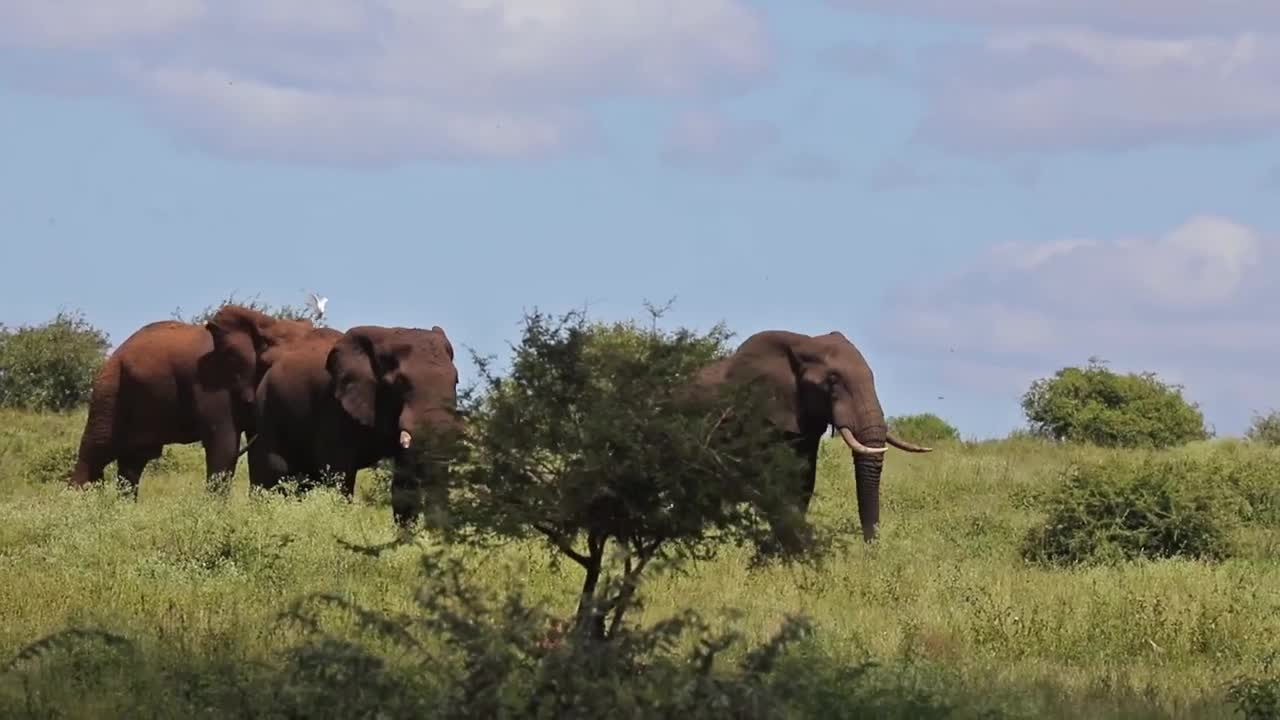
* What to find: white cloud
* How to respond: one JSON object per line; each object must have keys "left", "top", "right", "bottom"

{"left": 774, "top": 151, "right": 842, "bottom": 182}
{"left": 0, "top": 1, "right": 205, "bottom": 47}
{"left": 827, "top": 2, "right": 1280, "bottom": 154}
{"left": 915, "top": 28, "right": 1280, "bottom": 153}
{"left": 828, "top": 1, "right": 1280, "bottom": 33}
{"left": 879, "top": 215, "right": 1280, "bottom": 433}
{"left": 660, "top": 109, "right": 778, "bottom": 175}
{"left": 0, "top": 1, "right": 771, "bottom": 164}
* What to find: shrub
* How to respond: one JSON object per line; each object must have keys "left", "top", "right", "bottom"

{"left": 1022, "top": 454, "right": 1241, "bottom": 566}
{"left": 0, "top": 311, "right": 110, "bottom": 412}
{"left": 1246, "top": 410, "right": 1280, "bottom": 447}
{"left": 1020, "top": 357, "right": 1209, "bottom": 448}
{"left": 887, "top": 413, "right": 959, "bottom": 445}
{"left": 449, "top": 307, "right": 819, "bottom": 640}
{"left": 1226, "top": 659, "right": 1280, "bottom": 720}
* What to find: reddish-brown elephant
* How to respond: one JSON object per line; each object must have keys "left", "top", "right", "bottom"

{"left": 695, "top": 329, "right": 933, "bottom": 544}
{"left": 248, "top": 325, "right": 463, "bottom": 527}
{"left": 69, "top": 304, "right": 333, "bottom": 494}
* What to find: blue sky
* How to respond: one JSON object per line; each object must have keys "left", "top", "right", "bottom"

{"left": 2, "top": 2, "right": 1279, "bottom": 439}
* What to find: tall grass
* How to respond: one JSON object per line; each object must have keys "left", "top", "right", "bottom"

{"left": 1, "top": 409, "right": 1279, "bottom": 717}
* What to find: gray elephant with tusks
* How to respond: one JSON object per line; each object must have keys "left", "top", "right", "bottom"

{"left": 694, "top": 329, "right": 932, "bottom": 545}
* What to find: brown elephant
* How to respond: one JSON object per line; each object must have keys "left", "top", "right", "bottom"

{"left": 248, "top": 324, "right": 463, "bottom": 527}
{"left": 69, "top": 305, "right": 328, "bottom": 493}
{"left": 694, "top": 329, "right": 932, "bottom": 544}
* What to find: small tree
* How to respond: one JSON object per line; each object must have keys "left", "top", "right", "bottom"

{"left": 0, "top": 311, "right": 111, "bottom": 412}
{"left": 450, "top": 308, "right": 815, "bottom": 641}
{"left": 1020, "top": 357, "right": 1209, "bottom": 448}
{"left": 1245, "top": 410, "right": 1280, "bottom": 447}
{"left": 887, "top": 413, "right": 959, "bottom": 445}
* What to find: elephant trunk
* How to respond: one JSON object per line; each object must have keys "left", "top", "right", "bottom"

{"left": 845, "top": 419, "right": 887, "bottom": 543}
{"left": 854, "top": 452, "right": 884, "bottom": 542}
{"left": 392, "top": 404, "right": 462, "bottom": 529}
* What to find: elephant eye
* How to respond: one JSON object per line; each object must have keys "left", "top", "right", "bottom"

{"left": 825, "top": 371, "right": 840, "bottom": 386}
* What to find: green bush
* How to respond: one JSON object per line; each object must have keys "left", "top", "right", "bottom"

{"left": 1246, "top": 411, "right": 1280, "bottom": 447}
{"left": 1022, "top": 454, "right": 1241, "bottom": 566}
{"left": 1020, "top": 357, "right": 1209, "bottom": 448}
{"left": 1226, "top": 661, "right": 1280, "bottom": 720}
{"left": 0, "top": 311, "right": 110, "bottom": 412}
{"left": 887, "top": 413, "right": 959, "bottom": 445}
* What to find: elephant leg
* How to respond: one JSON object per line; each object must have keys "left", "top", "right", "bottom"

{"left": 755, "top": 434, "right": 820, "bottom": 556}
{"left": 794, "top": 435, "right": 821, "bottom": 516}
{"left": 340, "top": 470, "right": 358, "bottom": 500}
{"left": 247, "top": 442, "right": 290, "bottom": 493}
{"left": 115, "top": 447, "right": 160, "bottom": 498}
{"left": 201, "top": 425, "right": 240, "bottom": 495}
{"left": 390, "top": 463, "right": 425, "bottom": 529}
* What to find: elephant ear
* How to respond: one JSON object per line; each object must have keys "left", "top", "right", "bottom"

{"left": 326, "top": 331, "right": 379, "bottom": 427}
{"left": 431, "top": 326, "right": 455, "bottom": 361}
{"left": 726, "top": 331, "right": 810, "bottom": 435}
{"left": 204, "top": 306, "right": 262, "bottom": 393}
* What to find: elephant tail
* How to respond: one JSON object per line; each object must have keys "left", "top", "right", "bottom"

{"left": 71, "top": 355, "right": 122, "bottom": 487}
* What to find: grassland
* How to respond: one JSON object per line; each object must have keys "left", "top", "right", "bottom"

{"left": 2, "top": 407, "right": 1279, "bottom": 717}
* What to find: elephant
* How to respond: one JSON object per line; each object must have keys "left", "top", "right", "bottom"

{"left": 248, "top": 324, "right": 463, "bottom": 527}
{"left": 694, "top": 329, "right": 932, "bottom": 545}
{"left": 69, "top": 304, "right": 328, "bottom": 493}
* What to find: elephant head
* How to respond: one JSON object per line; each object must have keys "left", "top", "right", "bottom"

{"left": 204, "top": 304, "right": 317, "bottom": 406}
{"left": 720, "top": 330, "right": 931, "bottom": 542}
{"left": 324, "top": 325, "right": 462, "bottom": 454}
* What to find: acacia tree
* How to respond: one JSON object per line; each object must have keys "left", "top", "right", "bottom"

{"left": 449, "top": 308, "right": 816, "bottom": 641}
{"left": 171, "top": 291, "right": 319, "bottom": 325}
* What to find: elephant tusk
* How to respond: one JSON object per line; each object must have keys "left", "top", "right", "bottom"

{"left": 839, "top": 427, "right": 887, "bottom": 455}
{"left": 399, "top": 430, "right": 413, "bottom": 449}
{"left": 886, "top": 432, "right": 933, "bottom": 453}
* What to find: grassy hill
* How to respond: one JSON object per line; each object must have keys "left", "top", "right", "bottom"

{"left": 1, "top": 407, "right": 1279, "bottom": 717}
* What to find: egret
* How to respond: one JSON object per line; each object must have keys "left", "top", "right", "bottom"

{"left": 305, "top": 290, "right": 328, "bottom": 322}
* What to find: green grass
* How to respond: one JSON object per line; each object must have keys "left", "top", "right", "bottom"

{"left": 2, "top": 408, "right": 1280, "bottom": 717}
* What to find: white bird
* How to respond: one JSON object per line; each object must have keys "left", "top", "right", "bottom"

{"left": 304, "top": 290, "right": 328, "bottom": 321}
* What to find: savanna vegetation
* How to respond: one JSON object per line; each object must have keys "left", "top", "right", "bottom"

{"left": 1, "top": 306, "right": 1279, "bottom": 718}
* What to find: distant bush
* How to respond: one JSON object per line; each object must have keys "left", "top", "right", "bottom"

{"left": 0, "top": 311, "right": 110, "bottom": 412}
{"left": 1021, "top": 357, "right": 1209, "bottom": 448}
{"left": 887, "top": 413, "right": 959, "bottom": 445}
{"left": 1245, "top": 410, "right": 1280, "bottom": 447}
{"left": 1022, "top": 454, "right": 1241, "bottom": 566}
